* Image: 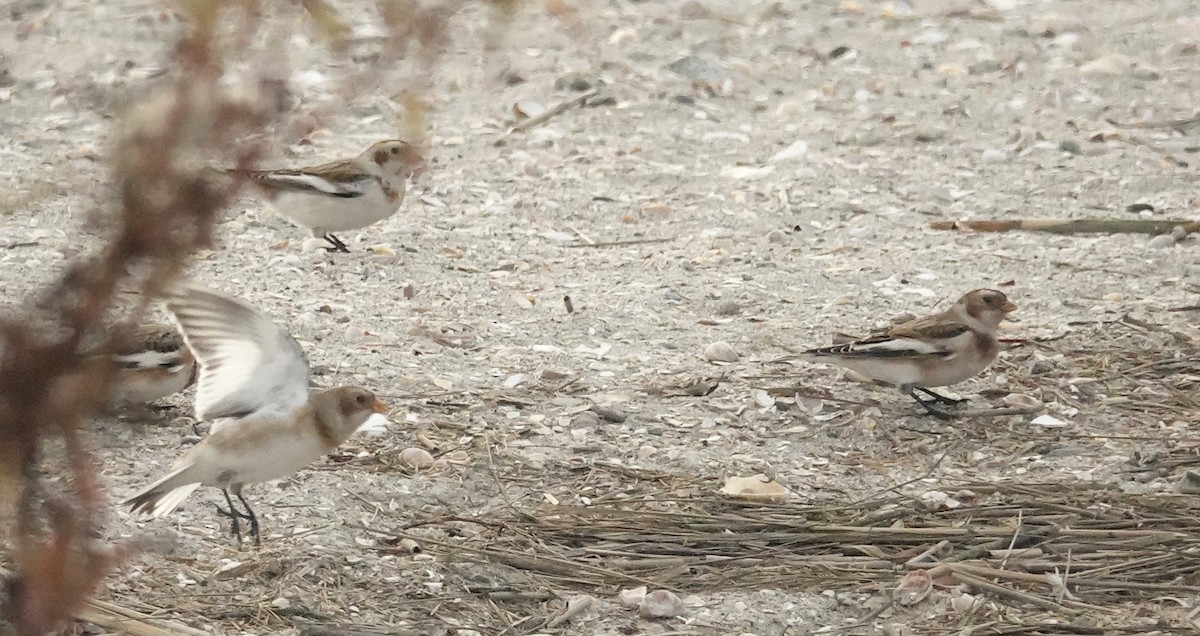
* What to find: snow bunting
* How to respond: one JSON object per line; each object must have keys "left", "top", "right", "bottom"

{"left": 104, "top": 325, "right": 197, "bottom": 408}
{"left": 124, "top": 282, "right": 387, "bottom": 545}
{"left": 235, "top": 139, "right": 426, "bottom": 252}
{"left": 68, "top": 324, "right": 196, "bottom": 413}
{"left": 802, "top": 289, "right": 1017, "bottom": 419}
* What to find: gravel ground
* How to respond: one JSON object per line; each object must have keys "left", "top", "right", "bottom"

{"left": 2, "top": 0, "right": 1198, "bottom": 634}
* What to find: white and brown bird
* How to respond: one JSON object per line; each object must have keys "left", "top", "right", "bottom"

{"left": 102, "top": 324, "right": 197, "bottom": 408}
{"left": 802, "top": 289, "right": 1017, "bottom": 418}
{"left": 234, "top": 139, "right": 426, "bottom": 252}
{"left": 124, "top": 282, "right": 387, "bottom": 545}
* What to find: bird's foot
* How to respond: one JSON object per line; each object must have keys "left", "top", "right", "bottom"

{"left": 913, "top": 386, "right": 968, "bottom": 405}
{"left": 214, "top": 504, "right": 247, "bottom": 544}
{"left": 322, "top": 233, "right": 350, "bottom": 253}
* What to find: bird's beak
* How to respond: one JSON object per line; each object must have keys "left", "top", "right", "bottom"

{"left": 372, "top": 398, "right": 387, "bottom": 413}
{"left": 404, "top": 147, "right": 429, "bottom": 182}
{"left": 1001, "top": 300, "right": 1017, "bottom": 313}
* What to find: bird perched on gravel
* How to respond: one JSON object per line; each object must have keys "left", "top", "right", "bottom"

{"left": 102, "top": 324, "right": 197, "bottom": 409}
{"left": 233, "top": 139, "right": 426, "bottom": 252}
{"left": 124, "top": 282, "right": 388, "bottom": 546}
{"left": 801, "top": 289, "right": 1017, "bottom": 419}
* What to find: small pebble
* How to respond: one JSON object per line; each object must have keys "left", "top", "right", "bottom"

{"left": 766, "top": 229, "right": 789, "bottom": 244}
{"left": 980, "top": 148, "right": 1008, "bottom": 163}
{"left": 398, "top": 447, "right": 436, "bottom": 468}
{"left": 713, "top": 300, "right": 741, "bottom": 316}
{"left": 1176, "top": 471, "right": 1200, "bottom": 495}
{"left": 571, "top": 411, "right": 601, "bottom": 428}
{"left": 554, "top": 72, "right": 595, "bottom": 92}
{"left": 914, "top": 126, "right": 947, "bottom": 142}
{"left": 1059, "top": 140, "right": 1082, "bottom": 155}
{"left": 703, "top": 341, "right": 740, "bottom": 363}
{"left": 1079, "top": 53, "right": 1131, "bottom": 76}
{"left": 590, "top": 405, "right": 627, "bottom": 423}
{"left": 618, "top": 586, "right": 647, "bottom": 608}
{"left": 1147, "top": 234, "right": 1176, "bottom": 249}
{"left": 639, "top": 590, "right": 686, "bottom": 619}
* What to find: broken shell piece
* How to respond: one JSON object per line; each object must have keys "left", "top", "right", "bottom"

{"left": 1002, "top": 393, "right": 1042, "bottom": 409}
{"left": 950, "top": 591, "right": 982, "bottom": 613}
{"left": 639, "top": 590, "right": 685, "bottom": 619}
{"left": 399, "top": 447, "right": 436, "bottom": 468}
{"left": 703, "top": 341, "right": 740, "bottom": 363}
{"left": 919, "top": 490, "right": 962, "bottom": 511}
{"left": 618, "top": 586, "right": 647, "bottom": 608}
{"left": 513, "top": 99, "right": 547, "bottom": 119}
{"left": 719, "top": 474, "right": 790, "bottom": 502}
{"left": 893, "top": 569, "right": 933, "bottom": 606}
{"left": 369, "top": 244, "right": 396, "bottom": 256}
{"left": 1030, "top": 414, "right": 1067, "bottom": 428}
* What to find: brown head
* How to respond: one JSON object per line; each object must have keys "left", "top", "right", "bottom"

{"left": 954, "top": 289, "right": 1017, "bottom": 334}
{"left": 312, "top": 386, "right": 387, "bottom": 446}
{"left": 366, "top": 139, "right": 427, "bottom": 181}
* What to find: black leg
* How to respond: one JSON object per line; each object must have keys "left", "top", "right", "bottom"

{"left": 236, "top": 492, "right": 261, "bottom": 547}
{"left": 323, "top": 233, "right": 350, "bottom": 253}
{"left": 903, "top": 386, "right": 954, "bottom": 420}
{"left": 216, "top": 489, "right": 244, "bottom": 545}
{"left": 913, "top": 386, "right": 967, "bottom": 405}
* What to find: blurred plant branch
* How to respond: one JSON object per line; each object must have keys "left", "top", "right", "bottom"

{"left": 0, "top": 0, "right": 531, "bottom": 632}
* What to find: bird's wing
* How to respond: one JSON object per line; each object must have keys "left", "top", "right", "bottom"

{"left": 807, "top": 332, "right": 952, "bottom": 360}
{"left": 165, "top": 282, "right": 310, "bottom": 422}
{"left": 888, "top": 316, "right": 973, "bottom": 342}
{"left": 247, "top": 163, "right": 374, "bottom": 198}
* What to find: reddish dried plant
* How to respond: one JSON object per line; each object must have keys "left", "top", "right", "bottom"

{"left": 0, "top": 0, "right": 532, "bottom": 632}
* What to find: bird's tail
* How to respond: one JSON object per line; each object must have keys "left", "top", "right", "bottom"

{"left": 123, "top": 464, "right": 203, "bottom": 518}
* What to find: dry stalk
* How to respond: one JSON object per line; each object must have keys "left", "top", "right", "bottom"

{"left": 0, "top": 0, "right": 532, "bottom": 633}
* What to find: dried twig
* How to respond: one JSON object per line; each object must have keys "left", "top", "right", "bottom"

{"left": 930, "top": 218, "right": 1199, "bottom": 235}
{"left": 508, "top": 88, "right": 600, "bottom": 133}
{"left": 564, "top": 237, "right": 674, "bottom": 248}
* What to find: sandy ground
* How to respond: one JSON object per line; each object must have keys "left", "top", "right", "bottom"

{"left": 2, "top": 0, "right": 1199, "bottom": 634}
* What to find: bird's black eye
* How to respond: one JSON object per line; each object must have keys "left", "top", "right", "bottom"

{"left": 391, "top": 146, "right": 401, "bottom": 155}
{"left": 357, "top": 394, "right": 369, "bottom": 405}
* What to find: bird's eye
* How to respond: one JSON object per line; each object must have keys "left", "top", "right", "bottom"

{"left": 357, "top": 394, "right": 368, "bottom": 405}
{"left": 391, "top": 146, "right": 401, "bottom": 155}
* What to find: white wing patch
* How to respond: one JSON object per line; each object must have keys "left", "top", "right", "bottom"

{"left": 262, "top": 172, "right": 371, "bottom": 197}
{"left": 166, "top": 283, "right": 310, "bottom": 423}
{"left": 851, "top": 336, "right": 946, "bottom": 356}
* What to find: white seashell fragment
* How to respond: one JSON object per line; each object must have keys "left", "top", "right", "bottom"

{"left": 751, "top": 389, "right": 775, "bottom": 408}
{"left": 919, "top": 490, "right": 961, "bottom": 510}
{"left": 1031, "top": 414, "right": 1068, "bottom": 428}
{"left": 720, "top": 165, "right": 775, "bottom": 180}
{"left": 770, "top": 140, "right": 809, "bottom": 162}
{"left": 618, "top": 586, "right": 647, "bottom": 608}
{"left": 639, "top": 590, "right": 685, "bottom": 619}
{"left": 1002, "top": 393, "right": 1042, "bottom": 409}
{"left": 719, "top": 475, "right": 790, "bottom": 502}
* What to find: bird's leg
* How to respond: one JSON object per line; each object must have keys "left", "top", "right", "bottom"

{"left": 913, "top": 386, "right": 967, "bottom": 405}
{"left": 322, "top": 233, "right": 350, "bottom": 253}
{"left": 216, "top": 489, "right": 244, "bottom": 545}
{"left": 903, "top": 385, "right": 954, "bottom": 420}
{"left": 235, "top": 492, "right": 261, "bottom": 547}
